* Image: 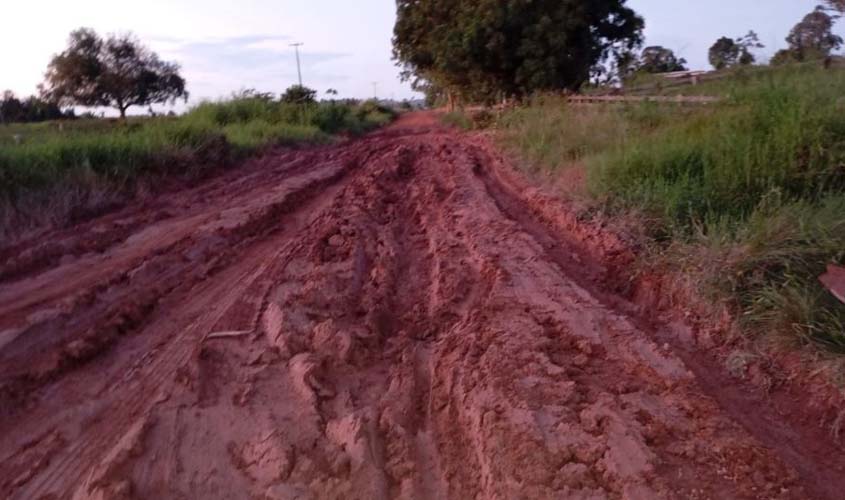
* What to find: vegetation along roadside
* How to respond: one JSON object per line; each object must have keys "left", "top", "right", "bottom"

{"left": 498, "top": 63, "right": 845, "bottom": 362}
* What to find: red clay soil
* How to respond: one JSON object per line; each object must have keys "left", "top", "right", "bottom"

{"left": 1, "top": 112, "right": 844, "bottom": 500}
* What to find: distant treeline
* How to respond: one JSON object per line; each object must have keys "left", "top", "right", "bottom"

{"left": 1, "top": 91, "right": 76, "bottom": 124}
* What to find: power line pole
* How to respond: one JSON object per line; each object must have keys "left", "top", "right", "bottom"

{"left": 290, "top": 43, "right": 304, "bottom": 86}
{"left": 372, "top": 82, "right": 378, "bottom": 100}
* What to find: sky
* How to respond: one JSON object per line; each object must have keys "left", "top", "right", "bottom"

{"left": 1, "top": 0, "right": 841, "bottom": 113}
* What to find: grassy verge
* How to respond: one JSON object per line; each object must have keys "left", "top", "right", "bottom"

{"left": 0, "top": 98, "right": 395, "bottom": 240}
{"left": 500, "top": 63, "right": 845, "bottom": 354}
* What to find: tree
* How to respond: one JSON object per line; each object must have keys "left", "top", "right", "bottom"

{"left": 591, "top": 48, "right": 640, "bottom": 86}
{"left": 769, "top": 49, "right": 796, "bottom": 66}
{"left": 1, "top": 91, "right": 74, "bottom": 124}
{"left": 638, "top": 46, "right": 688, "bottom": 73}
{"left": 0, "top": 91, "right": 24, "bottom": 124}
{"left": 737, "top": 31, "right": 764, "bottom": 65}
{"left": 826, "top": 0, "right": 845, "bottom": 13}
{"left": 280, "top": 85, "right": 317, "bottom": 104}
{"left": 773, "top": 7, "right": 843, "bottom": 65}
{"left": 709, "top": 37, "right": 740, "bottom": 70}
{"left": 393, "top": 0, "right": 644, "bottom": 103}
{"left": 709, "top": 31, "right": 763, "bottom": 70}
{"left": 41, "top": 28, "right": 187, "bottom": 118}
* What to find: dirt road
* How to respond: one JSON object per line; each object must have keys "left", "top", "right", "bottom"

{"left": 1, "top": 113, "right": 843, "bottom": 499}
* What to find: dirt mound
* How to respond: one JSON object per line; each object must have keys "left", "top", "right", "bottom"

{"left": 0, "top": 113, "right": 843, "bottom": 499}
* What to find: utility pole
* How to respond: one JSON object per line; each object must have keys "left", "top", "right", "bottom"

{"left": 372, "top": 82, "right": 378, "bottom": 100}
{"left": 290, "top": 43, "right": 304, "bottom": 86}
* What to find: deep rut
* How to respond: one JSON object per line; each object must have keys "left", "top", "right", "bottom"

{"left": 0, "top": 113, "right": 843, "bottom": 500}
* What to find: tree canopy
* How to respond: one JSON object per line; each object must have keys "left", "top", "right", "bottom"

{"left": 281, "top": 85, "right": 317, "bottom": 104}
{"left": 41, "top": 28, "right": 188, "bottom": 118}
{"left": 709, "top": 37, "right": 740, "bottom": 70}
{"left": 392, "top": 0, "right": 644, "bottom": 103}
{"left": 638, "top": 46, "right": 688, "bottom": 73}
{"left": 826, "top": 0, "right": 845, "bottom": 13}
{"left": 772, "top": 7, "right": 843, "bottom": 65}
{"left": 709, "top": 31, "right": 763, "bottom": 70}
{"left": 1, "top": 91, "right": 75, "bottom": 124}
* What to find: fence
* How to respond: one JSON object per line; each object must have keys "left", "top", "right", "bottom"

{"left": 567, "top": 94, "right": 721, "bottom": 105}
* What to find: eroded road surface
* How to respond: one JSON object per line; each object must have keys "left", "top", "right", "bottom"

{"left": 0, "top": 114, "right": 841, "bottom": 499}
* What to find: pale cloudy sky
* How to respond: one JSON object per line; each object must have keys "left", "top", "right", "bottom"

{"left": 1, "top": 0, "right": 841, "bottom": 112}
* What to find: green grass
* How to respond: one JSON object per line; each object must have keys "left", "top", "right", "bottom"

{"left": 500, "top": 64, "right": 845, "bottom": 353}
{"left": 0, "top": 98, "right": 395, "bottom": 240}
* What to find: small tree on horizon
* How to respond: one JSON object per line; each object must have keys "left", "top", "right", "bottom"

{"left": 709, "top": 31, "right": 764, "bottom": 70}
{"left": 41, "top": 28, "right": 187, "bottom": 118}
{"left": 281, "top": 85, "right": 317, "bottom": 104}
{"left": 638, "top": 46, "right": 687, "bottom": 73}
{"left": 772, "top": 7, "right": 843, "bottom": 65}
{"left": 709, "top": 37, "right": 740, "bottom": 70}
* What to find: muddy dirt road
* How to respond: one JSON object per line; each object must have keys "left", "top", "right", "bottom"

{"left": 1, "top": 113, "right": 843, "bottom": 499}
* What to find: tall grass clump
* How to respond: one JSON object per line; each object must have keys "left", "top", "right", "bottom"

{"left": 499, "top": 95, "right": 687, "bottom": 170}
{"left": 589, "top": 67, "right": 845, "bottom": 228}
{"left": 502, "top": 64, "right": 845, "bottom": 352}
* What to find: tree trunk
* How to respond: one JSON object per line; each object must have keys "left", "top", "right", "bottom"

{"left": 119, "top": 106, "right": 127, "bottom": 119}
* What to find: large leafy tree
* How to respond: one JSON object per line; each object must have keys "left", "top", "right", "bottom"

{"left": 772, "top": 7, "right": 843, "bottom": 65}
{"left": 393, "top": 0, "right": 644, "bottom": 103}
{"left": 638, "top": 46, "right": 688, "bottom": 73}
{"left": 41, "top": 28, "right": 187, "bottom": 118}
{"left": 709, "top": 31, "right": 763, "bottom": 70}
